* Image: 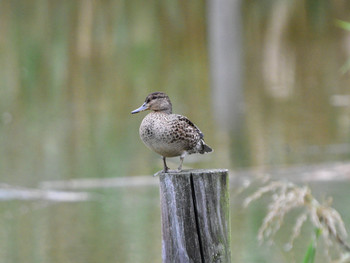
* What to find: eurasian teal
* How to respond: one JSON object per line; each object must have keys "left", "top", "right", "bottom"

{"left": 131, "top": 92, "right": 212, "bottom": 173}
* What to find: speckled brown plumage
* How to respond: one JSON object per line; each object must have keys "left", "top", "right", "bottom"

{"left": 131, "top": 92, "right": 212, "bottom": 173}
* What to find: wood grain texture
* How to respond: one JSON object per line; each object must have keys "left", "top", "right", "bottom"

{"left": 159, "top": 169, "right": 230, "bottom": 263}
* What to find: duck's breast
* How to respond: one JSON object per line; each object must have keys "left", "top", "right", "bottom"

{"left": 139, "top": 113, "right": 188, "bottom": 157}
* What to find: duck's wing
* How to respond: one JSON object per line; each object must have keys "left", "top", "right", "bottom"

{"left": 169, "top": 114, "right": 212, "bottom": 153}
{"left": 173, "top": 114, "right": 204, "bottom": 139}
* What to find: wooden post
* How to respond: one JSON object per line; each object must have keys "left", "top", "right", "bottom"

{"left": 159, "top": 169, "right": 231, "bottom": 263}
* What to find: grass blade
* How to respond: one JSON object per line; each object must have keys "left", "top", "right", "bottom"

{"left": 303, "top": 228, "right": 322, "bottom": 263}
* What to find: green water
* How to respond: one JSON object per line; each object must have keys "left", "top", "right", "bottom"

{"left": 1, "top": 180, "right": 349, "bottom": 263}
{"left": 1, "top": 0, "right": 350, "bottom": 262}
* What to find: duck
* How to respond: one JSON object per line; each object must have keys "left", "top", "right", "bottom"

{"left": 131, "top": 92, "right": 212, "bottom": 173}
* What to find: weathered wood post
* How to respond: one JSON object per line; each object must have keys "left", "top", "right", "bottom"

{"left": 159, "top": 169, "right": 231, "bottom": 263}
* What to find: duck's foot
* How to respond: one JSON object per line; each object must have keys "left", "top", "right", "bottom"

{"left": 167, "top": 169, "right": 180, "bottom": 173}
{"left": 153, "top": 170, "right": 163, "bottom": 177}
{"left": 153, "top": 169, "right": 181, "bottom": 177}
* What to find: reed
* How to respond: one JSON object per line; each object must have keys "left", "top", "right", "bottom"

{"left": 244, "top": 179, "right": 350, "bottom": 262}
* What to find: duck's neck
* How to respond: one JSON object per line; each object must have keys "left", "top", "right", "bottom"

{"left": 154, "top": 108, "right": 172, "bottom": 114}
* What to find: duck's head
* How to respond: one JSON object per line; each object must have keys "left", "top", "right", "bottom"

{"left": 131, "top": 92, "right": 172, "bottom": 114}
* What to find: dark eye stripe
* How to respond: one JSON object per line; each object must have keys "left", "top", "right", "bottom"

{"left": 146, "top": 92, "right": 167, "bottom": 102}
{"left": 152, "top": 95, "right": 165, "bottom": 100}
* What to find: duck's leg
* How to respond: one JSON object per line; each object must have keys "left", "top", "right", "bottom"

{"left": 154, "top": 157, "right": 169, "bottom": 176}
{"left": 177, "top": 152, "right": 187, "bottom": 171}
{"left": 154, "top": 156, "right": 179, "bottom": 176}
{"left": 162, "top": 156, "right": 169, "bottom": 172}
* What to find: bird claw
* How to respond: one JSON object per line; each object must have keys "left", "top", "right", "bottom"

{"left": 153, "top": 169, "right": 181, "bottom": 177}
{"left": 153, "top": 170, "right": 163, "bottom": 177}
{"left": 167, "top": 169, "right": 180, "bottom": 173}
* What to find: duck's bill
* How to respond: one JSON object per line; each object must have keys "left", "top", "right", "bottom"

{"left": 131, "top": 103, "right": 148, "bottom": 114}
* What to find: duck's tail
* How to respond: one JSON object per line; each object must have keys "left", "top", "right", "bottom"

{"left": 200, "top": 140, "right": 213, "bottom": 154}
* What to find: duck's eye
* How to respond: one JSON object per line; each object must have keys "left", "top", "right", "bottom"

{"left": 145, "top": 98, "right": 150, "bottom": 103}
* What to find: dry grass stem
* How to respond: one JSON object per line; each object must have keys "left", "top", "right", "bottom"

{"left": 244, "top": 179, "right": 350, "bottom": 261}
{"left": 285, "top": 213, "right": 308, "bottom": 251}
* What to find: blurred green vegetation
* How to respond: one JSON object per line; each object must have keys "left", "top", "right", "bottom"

{"left": 1, "top": 0, "right": 349, "bottom": 186}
